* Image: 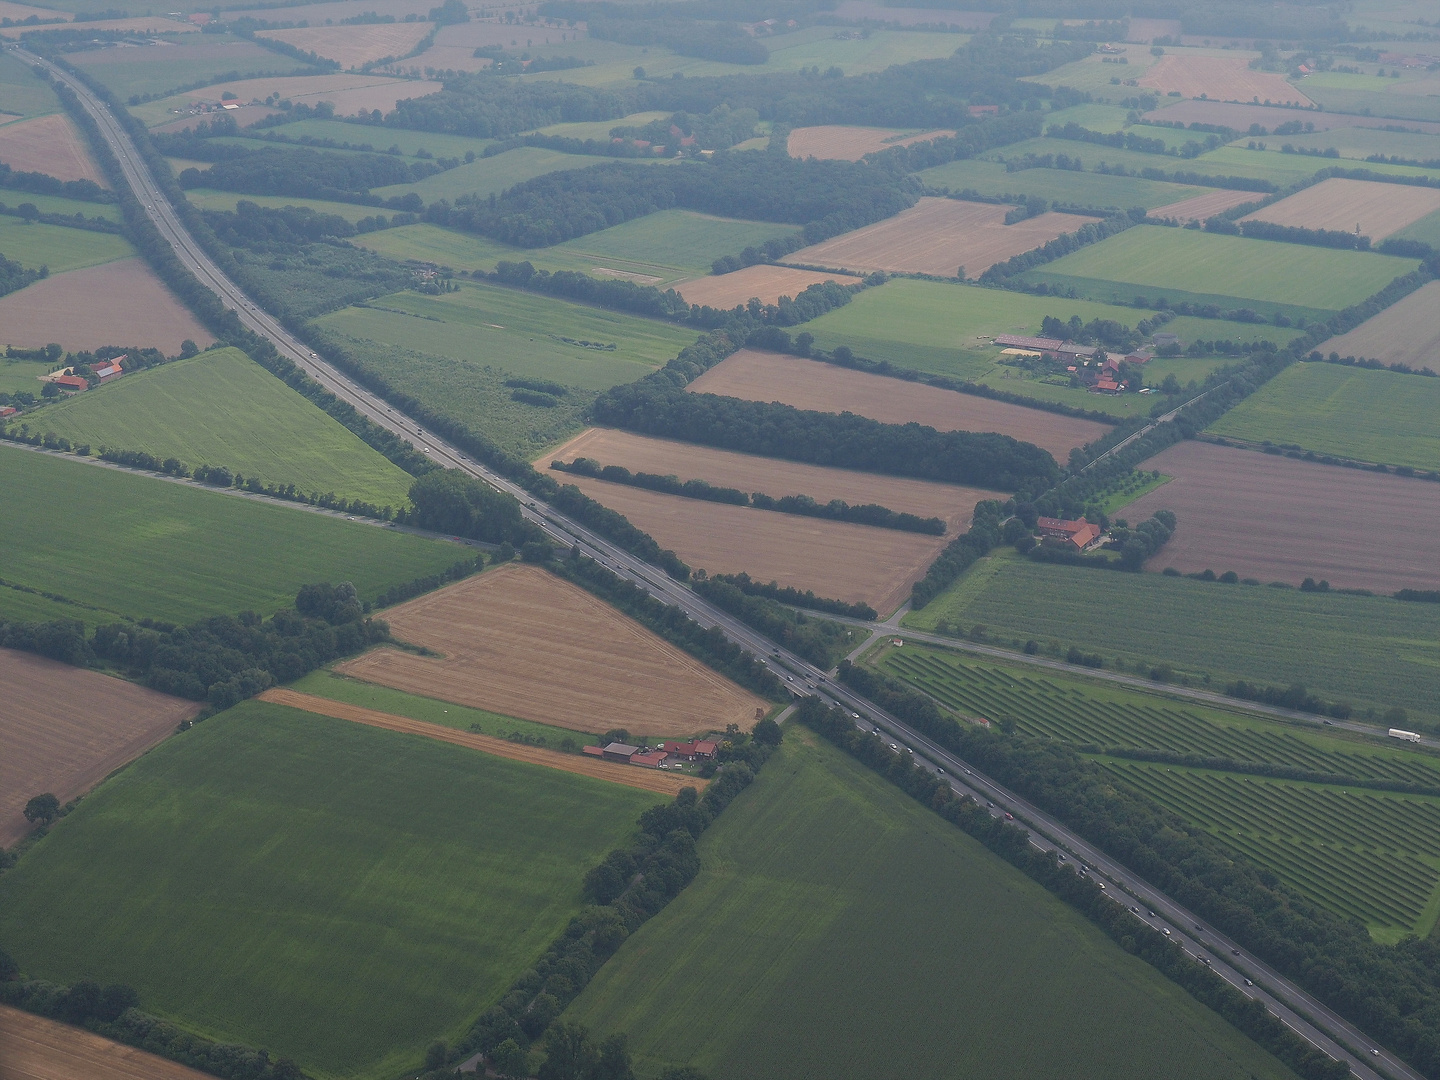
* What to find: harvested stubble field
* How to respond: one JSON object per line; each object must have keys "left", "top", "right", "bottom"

{"left": 1321, "top": 279, "right": 1440, "bottom": 370}
{"left": 258, "top": 22, "right": 433, "bottom": 67}
{"left": 687, "top": 348, "right": 1108, "bottom": 460}
{"left": 784, "top": 197, "right": 1102, "bottom": 278}
{"left": 1148, "top": 188, "right": 1264, "bottom": 222}
{"left": 259, "top": 688, "right": 701, "bottom": 795}
{"left": 338, "top": 563, "right": 766, "bottom": 738}
{"left": 1123, "top": 440, "right": 1440, "bottom": 593}
{"left": 0, "top": 113, "right": 104, "bottom": 185}
{"left": 0, "top": 648, "right": 200, "bottom": 847}
{"left": 674, "top": 264, "right": 862, "bottom": 310}
{"left": 139, "top": 74, "right": 442, "bottom": 127}
{"left": 786, "top": 125, "right": 956, "bottom": 161}
{"left": 546, "top": 426, "right": 989, "bottom": 531}
{"left": 0, "top": 259, "right": 212, "bottom": 353}
{"left": 1241, "top": 177, "right": 1440, "bottom": 240}
{"left": 1138, "top": 54, "right": 1311, "bottom": 106}
{"left": 0, "top": 17, "right": 197, "bottom": 39}
{"left": 553, "top": 473, "right": 956, "bottom": 615}
{"left": 0, "top": 1004, "right": 217, "bottom": 1080}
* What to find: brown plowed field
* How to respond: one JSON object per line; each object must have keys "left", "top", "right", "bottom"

{"left": 1320, "top": 279, "right": 1440, "bottom": 370}
{"left": 0, "top": 649, "right": 200, "bottom": 847}
{"left": 1139, "top": 55, "right": 1312, "bottom": 106}
{"left": 553, "top": 474, "right": 955, "bottom": 615}
{"left": 258, "top": 23, "right": 433, "bottom": 68}
{"left": 258, "top": 688, "right": 702, "bottom": 795}
{"left": 1149, "top": 188, "right": 1264, "bottom": 223}
{"left": 336, "top": 563, "right": 766, "bottom": 738}
{"left": 787, "top": 125, "right": 957, "bottom": 162}
{"left": 784, "top": 197, "right": 1102, "bottom": 277}
{"left": 0, "top": 259, "right": 213, "bottom": 353}
{"left": 1122, "top": 440, "right": 1440, "bottom": 592}
{"left": 0, "top": 1004, "right": 215, "bottom": 1080}
{"left": 544, "top": 426, "right": 989, "bottom": 532}
{"left": 0, "top": 114, "right": 104, "bottom": 185}
{"left": 687, "top": 348, "right": 1106, "bottom": 459}
{"left": 674, "top": 265, "right": 863, "bottom": 310}
{"left": 1240, "top": 177, "right": 1440, "bottom": 240}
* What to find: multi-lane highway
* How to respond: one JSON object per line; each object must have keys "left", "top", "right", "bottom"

{"left": 22, "top": 46, "right": 1413, "bottom": 1080}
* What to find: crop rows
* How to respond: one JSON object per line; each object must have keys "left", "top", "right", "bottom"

{"left": 1107, "top": 763, "right": 1440, "bottom": 931}
{"left": 883, "top": 650, "right": 1440, "bottom": 786}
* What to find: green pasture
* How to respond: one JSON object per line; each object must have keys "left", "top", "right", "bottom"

{"left": 0, "top": 446, "right": 461, "bottom": 625}
{"left": 1207, "top": 361, "right": 1440, "bottom": 471}
{"left": 182, "top": 187, "right": 383, "bottom": 223}
{"left": 0, "top": 191, "right": 122, "bottom": 222}
{"left": 1259, "top": 124, "right": 1440, "bottom": 164}
{"left": 0, "top": 216, "right": 133, "bottom": 273}
{"left": 353, "top": 223, "right": 532, "bottom": 272}
{"left": 72, "top": 39, "right": 311, "bottom": 102}
{"left": 535, "top": 110, "right": 671, "bottom": 141}
{"left": 901, "top": 550, "right": 1440, "bottom": 728}
{"left": 0, "top": 701, "right": 661, "bottom": 1079}
{"left": 1393, "top": 207, "right": 1440, "bottom": 250}
{"left": 1298, "top": 86, "right": 1440, "bottom": 125}
{"left": 1106, "top": 762, "right": 1440, "bottom": 940}
{"left": 564, "top": 733, "right": 1299, "bottom": 1080}
{"left": 1141, "top": 354, "right": 1236, "bottom": 387}
{"left": 1023, "top": 225, "right": 1419, "bottom": 315}
{"left": 1200, "top": 144, "right": 1440, "bottom": 184}
{"left": 316, "top": 280, "right": 695, "bottom": 392}
{"left": 0, "top": 354, "right": 50, "bottom": 393}
{"left": 0, "top": 49, "right": 62, "bottom": 122}
{"left": 254, "top": 119, "right": 496, "bottom": 161}
{"left": 1042, "top": 103, "right": 1134, "bottom": 133}
{"left": 371, "top": 147, "right": 675, "bottom": 205}
{"left": 1096, "top": 469, "right": 1171, "bottom": 514}
{"left": 918, "top": 158, "right": 1213, "bottom": 210}
{"left": 1021, "top": 51, "right": 1162, "bottom": 98}
{"left": 24, "top": 346, "right": 416, "bottom": 505}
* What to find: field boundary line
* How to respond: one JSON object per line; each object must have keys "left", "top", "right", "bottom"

{"left": 258, "top": 688, "right": 706, "bottom": 795}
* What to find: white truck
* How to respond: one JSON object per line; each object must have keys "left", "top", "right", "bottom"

{"left": 1388, "top": 728, "right": 1422, "bottom": 743}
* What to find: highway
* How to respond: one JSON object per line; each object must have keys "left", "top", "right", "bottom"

{"left": 23, "top": 46, "right": 1413, "bottom": 1080}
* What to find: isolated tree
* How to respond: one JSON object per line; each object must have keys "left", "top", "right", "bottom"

{"left": 23, "top": 792, "right": 59, "bottom": 826}
{"left": 423, "top": 1041, "right": 448, "bottom": 1070}
{"left": 751, "top": 717, "right": 782, "bottom": 746}
{"left": 179, "top": 339, "right": 199, "bottom": 358}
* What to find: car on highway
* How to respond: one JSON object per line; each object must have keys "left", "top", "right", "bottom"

{"left": 1163, "top": 928, "right": 1171, "bottom": 935}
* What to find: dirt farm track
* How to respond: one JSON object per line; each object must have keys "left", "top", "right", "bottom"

{"left": 1124, "top": 441, "right": 1440, "bottom": 593}
{"left": 337, "top": 563, "right": 767, "bottom": 738}
{"left": 0, "top": 1005, "right": 215, "bottom": 1080}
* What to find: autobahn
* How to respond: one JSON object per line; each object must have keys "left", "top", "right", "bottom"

{"left": 22, "top": 46, "right": 1413, "bottom": 1080}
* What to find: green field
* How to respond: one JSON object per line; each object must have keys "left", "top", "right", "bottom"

{"left": 234, "top": 119, "right": 496, "bottom": 162}
{"left": 0, "top": 216, "right": 134, "bottom": 273}
{"left": 183, "top": 187, "right": 387, "bottom": 223}
{"left": 917, "top": 158, "right": 1212, "bottom": 210}
{"left": 0, "top": 700, "right": 663, "bottom": 1079}
{"left": 0, "top": 49, "right": 62, "bottom": 121}
{"left": 1208, "top": 361, "right": 1440, "bottom": 471}
{"left": 1392, "top": 206, "right": 1440, "bottom": 250}
{"left": 1297, "top": 84, "right": 1440, "bottom": 125}
{"left": 72, "top": 39, "right": 312, "bottom": 101}
{"left": 0, "top": 191, "right": 123, "bottom": 222}
{"left": 564, "top": 732, "right": 1299, "bottom": 1080}
{"left": 535, "top": 110, "right": 671, "bottom": 141}
{"left": 316, "top": 280, "right": 696, "bottom": 392}
{"left": 23, "top": 346, "right": 416, "bottom": 505}
{"left": 902, "top": 550, "right": 1440, "bottom": 727}
{"left": 797, "top": 278, "right": 1302, "bottom": 419}
{"left": 0, "top": 355, "right": 51, "bottom": 394}
{"left": 371, "top": 146, "right": 675, "bottom": 204}
{"left": 1023, "top": 225, "right": 1419, "bottom": 316}
{"left": 1259, "top": 124, "right": 1440, "bottom": 164}
{"left": 0, "top": 446, "right": 461, "bottom": 625}
{"left": 1199, "top": 144, "right": 1440, "bottom": 184}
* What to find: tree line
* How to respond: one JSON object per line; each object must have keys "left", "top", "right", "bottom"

{"left": 0, "top": 250, "right": 44, "bottom": 298}
{"left": 910, "top": 500, "right": 1005, "bottom": 608}
{"left": 0, "top": 161, "right": 112, "bottom": 203}
{"left": 691, "top": 576, "right": 858, "bottom": 668}
{"left": 1205, "top": 215, "right": 1374, "bottom": 251}
{"left": 179, "top": 147, "right": 440, "bottom": 207}
{"left": 704, "top": 571, "right": 877, "bottom": 621}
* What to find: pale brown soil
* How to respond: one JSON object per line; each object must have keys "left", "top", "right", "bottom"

{"left": 1123, "top": 440, "right": 1440, "bottom": 592}
{"left": 0, "top": 16, "right": 196, "bottom": 37}
{"left": 687, "top": 348, "right": 1107, "bottom": 459}
{"left": 785, "top": 197, "right": 1102, "bottom": 277}
{"left": 554, "top": 473, "right": 956, "bottom": 615}
{"left": 70, "top": 41, "right": 275, "bottom": 66}
{"left": 258, "top": 23, "right": 433, "bottom": 68}
{"left": 674, "top": 264, "right": 863, "bottom": 310}
{"left": 1124, "top": 17, "right": 1183, "bottom": 43}
{"left": 0, "top": 1004, "right": 215, "bottom": 1080}
{"left": 1320, "top": 279, "right": 1440, "bottom": 371}
{"left": 1241, "top": 177, "right": 1440, "bottom": 240}
{"left": 0, "top": 259, "right": 214, "bottom": 354}
{"left": 0, "top": 1, "right": 66, "bottom": 22}
{"left": 1139, "top": 55, "right": 1312, "bottom": 106}
{"left": 0, "top": 114, "right": 104, "bottom": 185}
{"left": 787, "top": 125, "right": 957, "bottom": 162}
{"left": 543, "top": 426, "right": 989, "bottom": 533}
{"left": 169, "top": 73, "right": 442, "bottom": 118}
{"left": 0, "top": 649, "right": 199, "bottom": 847}
{"left": 336, "top": 563, "right": 767, "bottom": 738}
{"left": 259, "top": 688, "right": 702, "bottom": 795}
{"left": 831, "top": 2, "right": 993, "bottom": 29}
{"left": 1149, "top": 188, "right": 1265, "bottom": 223}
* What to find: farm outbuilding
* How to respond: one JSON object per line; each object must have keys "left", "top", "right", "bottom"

{"left": 602, "top": 742, "right": 640, "bottom": 763}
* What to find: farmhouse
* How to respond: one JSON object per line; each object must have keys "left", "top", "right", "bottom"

{"left": 601, "top": 742, "right": 640, "bottom": 763}
{"left": 1038, "top": 516, "right": 1103, "bottom": 551}
{"left": 52, "top": 374, "right": 88, "bottom": 392}
{"left": 630, "top": 750, "right": 669, "bottom": 768}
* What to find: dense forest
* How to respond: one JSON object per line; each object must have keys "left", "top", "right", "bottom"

{"left": 179, "top": 147, "right": 439, "bottom": 206}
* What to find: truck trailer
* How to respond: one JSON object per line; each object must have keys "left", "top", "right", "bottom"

{"left": 1388, "top": 728, "right": 1422, "bottom": 743}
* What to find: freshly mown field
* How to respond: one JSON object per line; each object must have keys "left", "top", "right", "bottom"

{"left": 1320, "top": 279, "right": 1440, "bottom": 370}
{"left": 918, "top": 157, "right": 1213, "bottom": 210}
{"left": 28, "top": 347, "right": 416, "bottom": 506}
{"left": 0, "top": 700, "right": 663, "bottom": 1080}
{"left": 1123, "top": 440, "right": 1440, "bottom": 593}
{"left": 337, "top": 563, "right": 768, "bottom": 738}
{"left": 0, "top": 648, "right": 200, "bottom": 847}
{"left": 0, "top": 447, "right": 463, "bottom": 626}
{"left": 1022, "top": 225, "right": 1420, "bottom": 318}
{"left": 785, "top": 197, "right": 1102, "bottom": 278}
{"left": 315, "top": 281, "right": 694, "bottom": 392}
{"left": 0, "top": 112, "right": 105, "bottom": 185}
{"left": 1208, "top": 361, "right": 1440, "bottom": 471}
{"left": 1148, "top": 188, "right": 1265, "bottom": 222}
{"left": 1138, "top": 54, "right": 1311, "bottom": 106}
{"left": 686, "top": 348, "right": 1110, "bottom": 460}
{"left": 674, "top": 263, "right": 862, "bottom": 310}
{"left": 786, "top": 124, "right": 955, "bottom": 161}
{"left": 902, "top": 549, "right": 1440, "bottom": 727}
{"left": 0, "top": 1004, "right": 217, "bottom": 1080}
{"left": 1240, "top": 177, "right": 1440, "bottom": 240}
{"left": 564, "top": 733, "right": 1300, "bottom": 1080}
{"left": 0, "top": 217, "right": 132, "bottom": 273}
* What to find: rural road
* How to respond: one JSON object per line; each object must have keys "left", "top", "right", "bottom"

{"left": 20, "top": 46, "right": 1409, "bottom": 1080}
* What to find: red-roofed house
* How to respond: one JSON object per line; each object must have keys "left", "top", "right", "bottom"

{"left": 1037, "top": 517, "right": 1090, "bottom": 538}
{"left": 1093, "top": 378, "right": 1120, "bottom": 393}
{"left": 1068, "top": 523, "right": 1102, "bottom": 550}
{"left": 631, "top": 750, "right": 669, "bottom": 768}
{"left": 583, "top": 745, "right": 605, "bottom": 758}
{"left": 0, "top": 405, "right": 16, "bottom": 419}
{"left": 53, "top": 374, "right": 87, "bottom": 392}
{"left": 660, "top": 740, "right": 698, "bottom": 760}
{"left": 692, "top": 740, "right": 718, "bottom": 760}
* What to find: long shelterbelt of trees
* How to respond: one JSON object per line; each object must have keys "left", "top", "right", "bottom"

{"left": 178, "top": 147, "right": 439, "bottom": 206}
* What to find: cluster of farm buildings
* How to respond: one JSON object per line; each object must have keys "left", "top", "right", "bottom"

{"left": 994, "top": 334, "right": 1175, "bottom": 393}
{"left": 1038, "top": 516, "right": 1105, "bottom": 552}
{"left": 38, "top": 356, "right": 126, "bottom": 392}
{"left": 584, "top": 738, "right": 719, "bottom": 770}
